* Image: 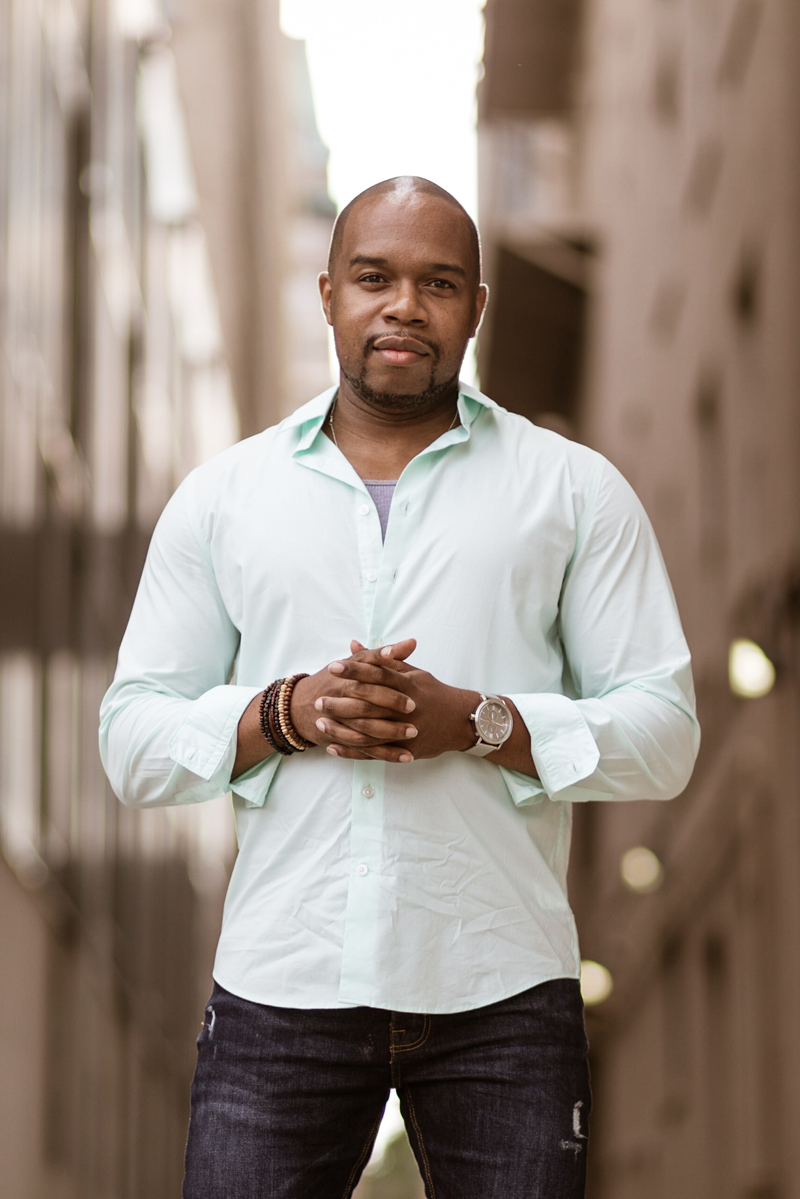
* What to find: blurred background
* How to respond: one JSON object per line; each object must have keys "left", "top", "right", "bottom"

{"left": 0, "top": 0, "right": 797, "bottom": 1197}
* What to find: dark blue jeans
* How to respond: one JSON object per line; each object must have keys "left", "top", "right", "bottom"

{"left": 183, "top": 978, "right": 591, "bottom": 1198}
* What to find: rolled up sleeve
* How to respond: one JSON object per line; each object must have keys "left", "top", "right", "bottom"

{"left": 99, "top": 472, "right": 273, "bottom": 808}
{"left": 503, "top": 459, "right": 699, "bottom": 805}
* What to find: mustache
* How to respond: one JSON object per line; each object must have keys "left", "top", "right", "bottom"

{"left": 363, "top": 333, "right": 441, "bottom": 361}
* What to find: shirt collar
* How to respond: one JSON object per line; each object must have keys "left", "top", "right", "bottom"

{"left": 286, "top": 381, "right": 497, "bottom": 458}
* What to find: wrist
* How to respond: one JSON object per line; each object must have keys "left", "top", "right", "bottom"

{"left": 289, "top": 674, "right": 319, "bottom": 745}
{"left": 451, "top": 688, "right": 482, "bottom": 752}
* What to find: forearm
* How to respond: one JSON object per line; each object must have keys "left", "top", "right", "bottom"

{"left": 233, "top": 693, "right": 276, "bottom": 779}
{"left": 484, "top": 699, "right": 539, "bottom": 776}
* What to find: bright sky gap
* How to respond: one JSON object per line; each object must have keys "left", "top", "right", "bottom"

{"left": 279, "top": 0, "right": 485, "bottom": 214}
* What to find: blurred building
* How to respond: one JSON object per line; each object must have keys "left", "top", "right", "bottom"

{"left": 479, "top": 2, "right": 799, "bottom": 1197}
{"left": 170, "top": 0, "right": 334, "bottom": 433}
{"left": 0, "top": 1, "right": 331, "bottom": 1195}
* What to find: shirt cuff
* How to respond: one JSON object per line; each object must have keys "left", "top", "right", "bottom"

{"left": 168, "top": 684, "right": 263, "bottom": 783}
{"left": 230, "top": 752, "right": 283, "bottom": 808}
{"left": 498, "top": 766, "right": 547, "bottom": 807}
{"left": 505, "top": 692, "right": 601, "bottom": 800}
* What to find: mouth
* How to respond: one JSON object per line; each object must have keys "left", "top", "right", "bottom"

{"left": 371, "top": 336, "right": 433, "bottom": 367}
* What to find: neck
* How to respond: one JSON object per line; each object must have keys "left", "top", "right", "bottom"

{"left": 328, "top": 376, "right": 460, "bottom": 480}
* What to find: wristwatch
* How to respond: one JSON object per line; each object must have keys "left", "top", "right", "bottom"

{"left": 465, "top": 694, "right": 514, "bottom": 757}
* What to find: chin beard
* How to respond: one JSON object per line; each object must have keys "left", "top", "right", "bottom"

{"left": 342, "top": 364, "right": 460, "bottom": 413}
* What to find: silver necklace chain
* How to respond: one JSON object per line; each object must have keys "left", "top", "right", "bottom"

{"left": 327, "top": 396, "right": 459, "bottom": 449}
{"left": 327, "top": 395, "right": 340, "bottom": 448}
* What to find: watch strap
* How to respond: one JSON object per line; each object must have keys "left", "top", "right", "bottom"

{"left": 465, "top": 740, "right": 500, "bottom": 758}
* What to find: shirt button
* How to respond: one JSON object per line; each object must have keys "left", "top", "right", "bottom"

{"left": 366, "top": 570, "right": 377, "bottom": 582}
{"left": 356, "top": 864, "right": 368, "bottom": 876}
{"left": 362, "top": 785, "right": 375, "bottom": 798}
{"left": 359, "top": 504, "right": 370, "bottom": 516}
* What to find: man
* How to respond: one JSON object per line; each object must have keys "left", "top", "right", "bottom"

{"left": 100, "top": 176, "right": 699, "bottom": 1198}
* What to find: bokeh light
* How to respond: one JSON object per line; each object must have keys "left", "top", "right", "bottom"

{"left": 580, "top": 960, "right": 614, "bottom": 1006}
{"left": 728, "top": 638, "right": 776, "bottom": 698}
{"left": 621, "top": 846, "right": 664, "bottom": 894}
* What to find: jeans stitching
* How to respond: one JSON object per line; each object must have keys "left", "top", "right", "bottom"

{"left": 340, "top": 1110, "right": 383, "bottom": 1199}
{"left": 392, "top": 1013, "right": 431, "bottom": 1054}
{"left": 390, "top": 1014, "right": 401, "bottom": 1088}
{"left": 402, "top": 1088, "right": 436, "bottom": 1199}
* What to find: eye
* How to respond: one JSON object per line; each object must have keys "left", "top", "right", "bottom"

{"left": 358, "top": 273, "right": 386, "bottom": 284}
{"left": 428, "top": 279, "right": 456, "bottom": 290}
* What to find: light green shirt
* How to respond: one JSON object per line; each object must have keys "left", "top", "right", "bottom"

{"left": 99, "top": 384, "right": 699, "bottom": 1013}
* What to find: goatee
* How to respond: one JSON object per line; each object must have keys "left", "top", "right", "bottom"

{"left": 342, "top": 366, "right": 460, "bottom": 414}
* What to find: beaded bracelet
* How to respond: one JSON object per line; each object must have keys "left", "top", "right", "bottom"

{"left": 257, "top": 680, "right": 293, "bottom": 755}
{"left": 271, "top": 681, "right": 296, "bottom": 752}
{"left": 258, "top": 682, "right": 283, "bottom": 753}
{"left": 268, "top": 679, "right": 294, "bottom": 755}
{"left": 276, "top": 674, "right": 313, "bottom": 751}
{"left": 258, "top": 674, "right": 312, "bottom": 755}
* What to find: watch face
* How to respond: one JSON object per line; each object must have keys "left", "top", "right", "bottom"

{"left": 477, "top": 700, "right": 512, "bottom": 744}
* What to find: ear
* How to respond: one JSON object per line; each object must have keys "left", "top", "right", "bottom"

{"left": 319, "top": 272, "right": 334, "bottom": 326}
{"left": 470, "top": 284, "right": 489, "bottom": 338}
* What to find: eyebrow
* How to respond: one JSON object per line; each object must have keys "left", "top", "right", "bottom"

{"left": 348, "top": 255, "right": 467, "bottom": 279}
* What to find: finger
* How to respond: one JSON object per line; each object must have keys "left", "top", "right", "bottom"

{"left": 333, "top": 638, "right": 417, "bottom": 673}
{"left": 328, "top": 742, "right": 414, "bottom": 763}
{"left": 349, "top": 637, "right": 417, "bottom": 662}
{"left": 327, "top": 659, "right": 414, "bottom": 690}
{"left": 314, "top": 717, "right": 417, "bottom": 745}
{"left": 325, "top": 745, "right": 373, "bottom": 760}
{"left": 350, "top": 650, "right": 415, "bottom": 675}
{"left": 317, "top": 684, "right": 415, "bottom": 715}
{"left": 376, "top": 656, "right": 415, "bottom": 674}
{"left": 315, "top": 697, "right": 407, "bottom": 721}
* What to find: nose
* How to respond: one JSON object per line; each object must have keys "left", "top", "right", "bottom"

{"left": 381, "top": 279, "right": 427, "bottom": 325}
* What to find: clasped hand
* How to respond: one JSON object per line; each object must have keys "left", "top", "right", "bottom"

{"left": 290, "top": 638, "right": 477, "bottom": 763}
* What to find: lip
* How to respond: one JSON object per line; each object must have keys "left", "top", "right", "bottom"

{"left": 372, "top": 336, "right": 431, "bottom": 366}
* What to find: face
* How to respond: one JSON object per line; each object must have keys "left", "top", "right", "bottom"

{"left": 319, "top": 193, "right": 487, "bottom": 414}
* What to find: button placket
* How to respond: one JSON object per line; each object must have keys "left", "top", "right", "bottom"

{"left": 338, "top": 759, "right": 386, "bottom": 1003}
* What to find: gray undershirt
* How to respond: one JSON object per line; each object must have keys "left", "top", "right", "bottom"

{"left": 363, "top": 480, "right": 397, "bottom": 542}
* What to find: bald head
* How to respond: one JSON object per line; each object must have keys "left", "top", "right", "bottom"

{"left": 328, "top": 176, "right": 481, "bottom": 286}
